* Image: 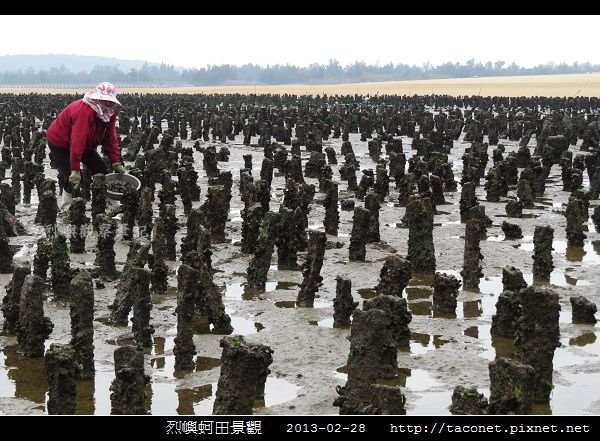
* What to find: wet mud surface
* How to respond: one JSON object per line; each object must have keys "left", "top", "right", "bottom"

{"left": 1, "top": 125, "right": 599, "bottom": 415}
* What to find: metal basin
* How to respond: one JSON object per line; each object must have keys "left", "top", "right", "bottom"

{"left": 105, "top": 173, "right": 141, "bottom": 201}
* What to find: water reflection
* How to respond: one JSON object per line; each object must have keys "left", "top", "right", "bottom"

{"left": 464, "top": 326, "right": 479, "bottom": 339}
{"left": 0, "top": 345, "right": 47, "bottom": 405}
{"left": 409, "top": 301, "right": 432, "bottom": 316}
{"left": 357, "top": 288, "right": 377, "bottom": 299}
{"left": 569, "top": 333, "right": 596, "bottom": 347}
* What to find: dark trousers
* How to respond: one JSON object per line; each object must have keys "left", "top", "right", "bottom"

{"left": 49, "top": 144, "right": 108, "bottom": 193}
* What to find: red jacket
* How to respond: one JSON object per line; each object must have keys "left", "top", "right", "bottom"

{"left": 46, "top": 99, "right": 120, "bottom": 170}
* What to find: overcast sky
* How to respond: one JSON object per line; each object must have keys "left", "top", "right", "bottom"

{"left": 1, "top": 15, "right": 599, "bottom": 68}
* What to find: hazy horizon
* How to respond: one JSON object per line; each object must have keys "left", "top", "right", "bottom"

{"left": 0, "top": 15, "right": 599, "bottom": 69}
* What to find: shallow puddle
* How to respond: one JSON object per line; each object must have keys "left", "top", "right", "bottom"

{"left": 229, "top": 209, "right": 242, "bottom": 223}
{"left": 461, "top": 300, "right": 483, "bottom": 318}
{"left": 545, "top": 372, "right": 600, "bottom": 415}
{"left": 13, "top": 242, "right": 35, "bottom": 259}
{"left": 569, "top": 332, "right": 596, "bottom": 347}
{"left": 336, "top": 366, "right": 436, "bottom": 394}
{"left": 0, "top": 347, "right": 126, "bottom": 415}
{"left": 537, "top": 198, "right": 562, "bottom": 209}
{"left": 403, "top": 369, "right": 440, "bottom": 392}
{"left": 0, "top": 345, "right": 48, "bottom": 405}
{"left": 518, "top": 239, "right": 600, "bottom": 265}
{"left": 375, "top": 368, "right": 413, "bottom": 387}
{"left": 357, "top": 288, "right": 377, "bottom": 299}
{"left": 403, "top": 333, "right": 450, "bottom": 355}
{"left": 276, "top": 281, "right": 300, "bottom": 290}
{"left": 409, "top": 390, "right": 452, "bottom": 415}
{"left": 173, "top": 384, "right": 213, "bottom": 415}
{"left": 120, "top": 335, "right": 184, "bottom": 379}
{"left": 275, "top": 300, "right": 331, "bottom": 309}
{"left": 3, "top": 119, "right": 600, "bottom": 418}
{"left": 173, "top": 377, "right": 300, "bottom": 415}
{"left": 587, "top": 222, "right": 597, "bottom": 234}
{"left": 522, "top": 272, "right": 592, "bottom": 288}
{"left": 106, "top": 337, "right": 138, "bottom": 348}
{"left": 275, "top": 301, "right": 296, "bottom": 308}
{"left": 464, "top": 326, "right": 479, "bottom": 339}
{"left": 477, "top": 324, "right": 516, "bottom": 361}
{"left": 436, "top": 267, "right": 591, "bottom": 292}
{"left": 189, "top": 310, "right": 259, "bottom": 336}
{"left": 408, "top": 301, "right": 432, "bottom": 316}
{"left": 405, "top": 287, "right": 432, "bottom": 301}
{"left": 307, "top": 318, "right": 335, "bottom": 328}
{"left": 554, "top": 334, "right": 600, "bottom": 369}
{"left": 408, "top": 274, "right": 434, "bottom": 286}
{"left": 224, "top": 281, "right": 284, "bottom": 300}
{"left": 385, "top": 223, "right": 406, "bottom": 229}
{"left": 441, "top": 220, "right": 461, "bottom": 227}
{"left": 148, "top": 286, "right": 177, "bottom": 304}
{"left": 227, "top": 315, "right": 259, "bottom": 335}
{"left": 76, "top": 369, "right": 113, "bottom": 414}
{"left": 471, "top": 321, "right": 599, "bottom": 414}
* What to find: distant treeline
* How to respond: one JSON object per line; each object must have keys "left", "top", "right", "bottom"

{"left": 1, "top": 59, "right": 599, "bottom": 86}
